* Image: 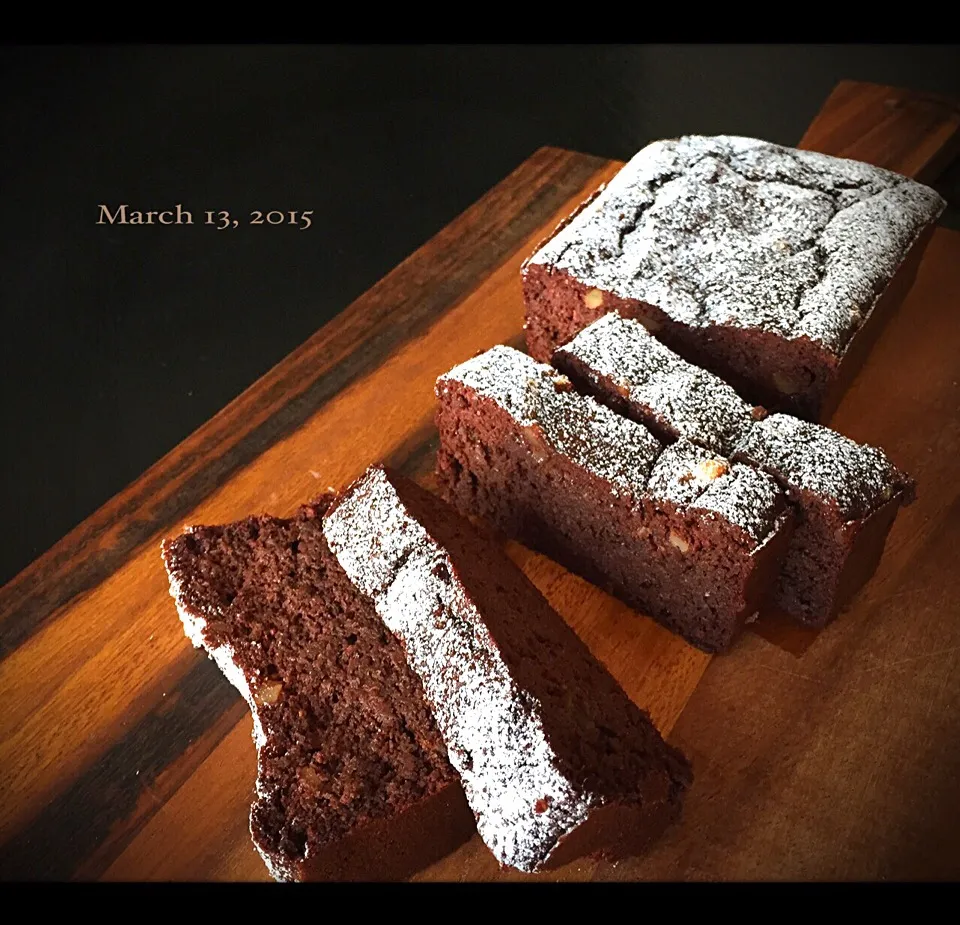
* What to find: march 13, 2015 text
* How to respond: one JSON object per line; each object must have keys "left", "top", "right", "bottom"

{"left": 96, "top": 204, "right": 313, "bottom": 230}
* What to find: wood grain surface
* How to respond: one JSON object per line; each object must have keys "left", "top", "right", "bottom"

{"left": 1, "top": 80, "right": 958, "bottom": 882}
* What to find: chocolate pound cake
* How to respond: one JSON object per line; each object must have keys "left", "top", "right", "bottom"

{"left": 556, "top": 313, "right": 915, "bottom": 625}
{"left": 322, "top": 465, "right": 692, "bottom": 873}
{"left": 732, "top": 415, "right": 915, "bottom": 625}
{"left": 162, "top": 499, "right": 474, "bottom": 881}
{"left": 523, "top": 135, "right": 945, "bottom": 421}
{"left": 435, "top": 346, "right": 793, "bottom": 653}
{"left": 555, "top": 311, "right": 762, "bottom": 455}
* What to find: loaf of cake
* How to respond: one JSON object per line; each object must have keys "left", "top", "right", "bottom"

{"left": 555, "top": 312, "right": 914, "bottom": 624}
{"left": 435, "top": 345, "right": 793, "bottom": 653}
{"left": 162, "top": 499, "right": 475, "bottom": 881}
{"left": 523, "top": 135, "right": 945, "bottom": 421}
{"left": 322, "top": 465, "right": 692, "bottom": 873}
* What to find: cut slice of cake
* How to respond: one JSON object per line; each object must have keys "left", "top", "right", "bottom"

{"left": 322, "top": 465, "right": 692, "bottom": 873}
{"left": 523, "top": 135, "right": 945, "bottom": 421}
{"left": 555, "top": 310, "right": 763, "bottom": 455}
{"left": 435, "top": 345, "right": 793, "bottom": 654}
{"left": 732, "top": 415, "right": 915, "bottom": 625}
{"left": 161, "top": 498, "right": 475, "bottom": 881}
{"left": 554, "top": 312, "right": 915, "bottom": 626}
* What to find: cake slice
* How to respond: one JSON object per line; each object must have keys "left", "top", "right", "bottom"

{"left": 523, "top": 135, "right": 944, "bottom": 421}
{"left": 732, "top": 415, "right": 915, "bottom": 625}
{"left": 161, "top": 498, "right": 474, "bottom": 881}
{"left": 435, "top": 345, "right": 793, "bottom": 653}
{"left": 555, "top": 310, "right": 762, "bottom": 455}
{"left": 555, "top": 312, "right": 915, "bottom": 625}
{"left": 322, "top": 465, "right": 692, "bottom": 873}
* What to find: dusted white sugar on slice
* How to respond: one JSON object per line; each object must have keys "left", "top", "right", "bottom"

{"left": 648, "top": 439, "right": 784, "bottom": 548}
{"left": 733, "top": 414, "right": 911, "bottom": 519}
{"left": 556, "top": 312, "right": 759, "bottom": 455}
{"left": 438, "top": 344, "right": 662, "bottom": 497}
{"left": 323, "top": 465, "right": 691, "bottom": 872}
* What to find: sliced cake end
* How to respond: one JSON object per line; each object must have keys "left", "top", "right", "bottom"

{"left": 161, "top": 499, "right": 474, "bottom": 881}
{"left": 322, "top": 464, "right": 692, "bottom": 872}
{"left": 732, "top": 414, "right": 915, "bottom": 624}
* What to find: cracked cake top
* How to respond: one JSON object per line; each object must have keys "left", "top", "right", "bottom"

{"left": 526, "top": 135, "right": 944, "bottom": 355}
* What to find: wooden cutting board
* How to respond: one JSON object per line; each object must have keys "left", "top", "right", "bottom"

{"left": 2, "top": 80, "right": 959, "bottom": 882}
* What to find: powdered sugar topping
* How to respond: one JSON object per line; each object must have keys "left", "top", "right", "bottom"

{"left": 648, "top": 440, "right": 784, "bottom": 544}
{"left": 733, "top": 414, "right": 910, "bottom": 519}
{"left": 322, "top": 466, "right": 595, "bottom": 872}
{"left": 439, "top": 345, "right": 661, "bottom": 497}
{"left": 529, "top": 135, "right": 944, "bottom": 354}
{"left": 557, "top": 312, "right": 757, "bottom": 455}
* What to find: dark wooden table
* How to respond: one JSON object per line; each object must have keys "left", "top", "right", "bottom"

{"left": 1, "top": 80, "right": 959, "bottom": 881}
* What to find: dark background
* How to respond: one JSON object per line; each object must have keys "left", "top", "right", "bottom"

{"left": 2, "top": 44, "right": 958, "bottom": 586}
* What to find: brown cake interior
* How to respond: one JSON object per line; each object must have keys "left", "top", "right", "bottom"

{"left": 751, "top": 483, "right": 904, "bottom": 626}
{"left": 771, "top": 487, "right": 855, "bottom": 622}
{"left": 435, "top": 383, "right": 790, "bottom": 654}
{"left": 162, "top": 499, "right": 473, "bottom": 881}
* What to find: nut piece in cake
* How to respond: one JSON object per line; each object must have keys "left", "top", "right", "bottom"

{"left": 695, "top": 458, "right": 730, "bottom": 482}
{"left": 583, "top": 288, "right": 605, "bottom": 309}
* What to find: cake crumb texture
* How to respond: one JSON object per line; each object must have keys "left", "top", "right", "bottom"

{"left": 162, "top": 500, "right": 469, "bottom": 881}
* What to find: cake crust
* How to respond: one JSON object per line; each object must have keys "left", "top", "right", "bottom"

{"left": 527, "top": 135, "right": 944, "bottom": 353}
